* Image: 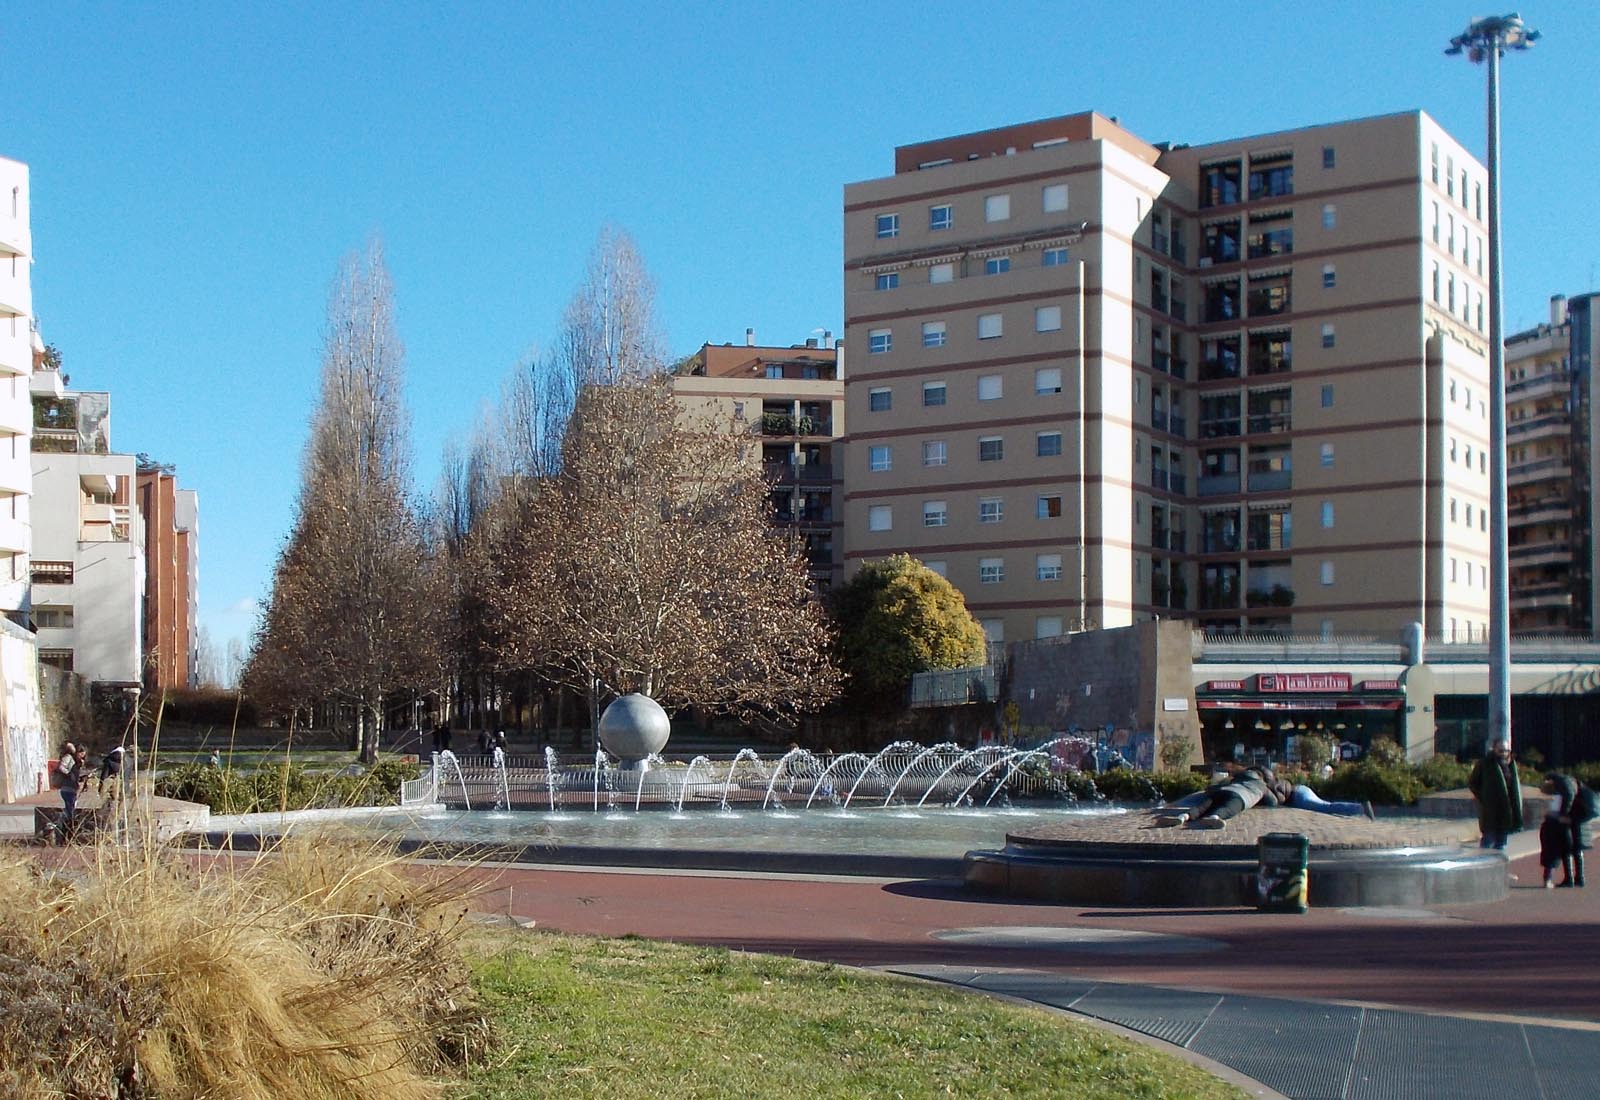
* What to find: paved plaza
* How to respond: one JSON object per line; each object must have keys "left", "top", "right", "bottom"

{"left": 459, "top": 831, "right": 1600, "bottom": 1100}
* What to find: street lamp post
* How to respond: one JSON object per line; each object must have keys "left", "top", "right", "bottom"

{"left": 1447, "top": 13, "right": 1539, "bottom": 751}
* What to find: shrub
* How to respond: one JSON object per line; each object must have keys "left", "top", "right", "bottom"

{"left": 1316, "top": 760, "right": 1426, "bottom": 806}
{"left": 154, "top": 758, "right": 420, "bottom": 813}
{"left": 1413, "top": 753, "right": 1472, "bottom": 792}
{"left": 1158, "top": 735, "right": 1195, "bottom": 772}
{"left": 1367, "top": 737, "right": 1407, "bottom": 767}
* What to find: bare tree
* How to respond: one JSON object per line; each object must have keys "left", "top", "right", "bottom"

{"left": 244, "top": 242, "right": 441, "bottom": 760}
{"left": 554, "top": 227, "right": 664, "bottom": 389}
{"left": 486, "top": 378, "right": 839, "bottom": 723}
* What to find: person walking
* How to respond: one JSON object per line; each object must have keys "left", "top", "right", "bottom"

{"left": 1539, "top": 773, "right": 1594, "bottom": 888}
{"left": 55, "top": 742, "right": 82, "bottom": 838}
{"left": 97, "top": 745, "right": 125, "bottom": 802}
{"left": 1468, "top": 739, "right": 1524, "bottom": 850}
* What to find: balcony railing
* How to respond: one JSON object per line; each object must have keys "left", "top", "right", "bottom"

{"left": 1507, "top": 413, "right": 1567, "bottom": 438}
{"left": 1197, "top": 473, "right": 1241, "bottom": 496}
{"left": 1247, "top": 468, "right": 1292, "bottom": 492}
{"left": 1168, "top": 473, "right": 1188, "bottom": 495}
{"left": 760, "top": 413, "right": 833, "bottom": 436}
{"left": 1152, "top": 468, "right": 1169, "bottom": 491}
{"left": 1167, "top": 413, "right": 1187, "bottom": 438}
{"left": 1245, "top": 585, "right": 1296, "bottom": 607}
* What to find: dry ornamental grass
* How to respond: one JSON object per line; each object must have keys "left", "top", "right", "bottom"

{"left": 0, "top": 834, "right": 488, "bottom": 1100}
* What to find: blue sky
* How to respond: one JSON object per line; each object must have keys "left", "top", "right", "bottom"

{"left": 4, "top": 1, "right": 1596, "bottom": 659}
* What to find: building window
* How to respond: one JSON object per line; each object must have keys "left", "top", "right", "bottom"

{"left": 868, "top": 386, "right": 891, "bottom": 412}
{"left": 978, "top": 313, "right": 1003, "bottom": 340}
{"left": 1480, "top": 510, "right": 1486, "bottom": 531}
{"left": 977, "top": 374, "right": 1002, "bottom": 400}
{"left": 1035, "top": 305, "right": 1062, "bottom": 332}
{"left": 875, "top": 213, "right": 899, "bottom": 239}
{"left": 922, "top": 321, "right": 948, "bottom": 348}
{"left": 1319, "top": 501, "right": 1336, "bottom": 528}
{"left": 984, "top": 256, "right": 1010, "bottom": 276}
{"left": 1321, "top": 203, "right": 1336, "bottom": 230}
{"left": 984, "top": 194, "right": 1010, "bottom": 222}
{"left": 978, "top": 498, "right": 1004, "bottom": 524}
{"left": 1450, "top": 498, "right": 1457, "bottom": 522}
{"left": 1035, "top": 367, "right": 1062, "bottom": 394}
{"left": 34, "top": 606, "right": 74, "bottom": 629}
{"left": 1036, "top": 616, "right": 1063, "bottom": 638}
{"left": 929, "top": 204, "right": 953, "bottom": 231}
{"left": 1037, "top": 554, "right": 1063, "bottom": 581}
{"left": 922, "top": 500, "right": 948, "bottom": 527}
{"left": 868, "top": 329, "right": 892, "bottom": 355}
{"left": 1320, "top": 443, "right": 1334, "bottom": 467}
{"left": 982, "top": 619, "right": 1004, "bottom": 643}
{"left": 979, "top": 558, "right": 1005, "bottom": 583}
{"left": 1037, "top": 431, "right": 1063, "bottom": 457}
{"left": 1036, "top": 494, "right": 1063, "bottom": 519}
{"left": 978, "top": 436, "right": 1004, "bottom": 462}
{"left": 868, "top": 505, "right": 892, "bottom": 531}
{"left": 1042, "top": 183, "right": 1069, "bottom": 212}
{"left": 922, "top": 440, "right": 947, "bottom": 466}
{"left": 1320, "top": 561, "right": 1335, "bottom": 586}
{"left": 924, "top": 560, "right": 947, "bottom": 577}
{"left": 1320, "top": 384, "right": 1334, "bottom": 408}
{"left": 1042, "top": 247, "right": 1069, "bottom": 267}
{"left": 874, "top": 272, "right": 899, "bottom": 291}
{"left": 1430, "top": 143, "right": 1439, "bottom": 183}
{"left": 1322, "top": 264, "right": 1336, "bottom": 288}
{"left": 922, "top": 381, "right": 946, "bottom": 406}
{"left": 1451, "top": 558, "right": 1458, "bottom": 583}
{"left": 1322, "top": 146, "right": 1336, "bottom": 169}
{"left": 929, "top": 262, "right": 954, "bottom": 284}
{"left": 868, "top": 445, "right": 891, "bottom": 472}
{"left": 1432, "top": 262, "right": 1440, "bottom": 302}
{"left": 1321, "top": 323, "right": 1335, "bottom": 348}
{"left": 1465, "top": 503, "right": 1473, "bottom": 526}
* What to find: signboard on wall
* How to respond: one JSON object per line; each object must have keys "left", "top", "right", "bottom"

{"left": 1255, "top": 672, "right": 1353, "bottom": 693}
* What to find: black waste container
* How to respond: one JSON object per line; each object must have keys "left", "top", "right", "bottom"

{"left": 1256, "top": 832, "right": 1309, "bottom": 912}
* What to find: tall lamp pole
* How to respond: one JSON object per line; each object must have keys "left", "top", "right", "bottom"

{"left": 1447, "top": 13, "right": 1539, "bottom": 750}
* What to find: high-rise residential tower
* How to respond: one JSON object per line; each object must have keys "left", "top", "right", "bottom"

{"left": 1505, "top": 292, "right": 1600, "bottom": 634}
{"left": 0, "top": 158, "right": 35, "bottom": 617}
{"left": 843, "top": 111, "right": 1493, "bottom": 643}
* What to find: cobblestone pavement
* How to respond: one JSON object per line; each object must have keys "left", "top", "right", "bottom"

{"left": 1007, "top": 807, "right": 1478, "bottom": 851}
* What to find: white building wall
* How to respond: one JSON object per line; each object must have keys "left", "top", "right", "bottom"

{"left": 0, "top": 157, "right": 34, "bottom": 613}
{"left": 0, "top": 618, "right": 46, "bottom": 799}
{"left": 30, "top": 450, "right": 145, "bottom": 685}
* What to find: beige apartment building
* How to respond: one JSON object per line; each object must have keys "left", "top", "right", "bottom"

{"left": 671, "top": 337, "right": 844, "bottom": 586}
{"left": 1505, "top": 292, "right": 1599, "bottom": 633}
{"left": 842, "top": 110, "right": 1494, "bottom": 644}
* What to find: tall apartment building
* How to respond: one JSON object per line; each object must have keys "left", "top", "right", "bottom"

{"left": 1505, "top": 292, "right": 1600, "bottom": 634}
{"left": 0, "top": 157, "right": 35, "bottom": 617}
{"left": 843, "top": 111, "right": 1493, "bottom": 643}
{"left": 671, "top": 337, "right": 844, "bottom": 586}
{"left": 138, "top": 466, "right": 200, "bottom": 693}
{"left": 31, "top": 389, "right": 146, "bottom": 688}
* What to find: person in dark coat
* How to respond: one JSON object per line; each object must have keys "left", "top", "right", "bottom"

{"left": 55, "top": 742, "right": 82, "bottom": 836}
{"left": 1540, "top": 773, "right": 1592, "bottom": 888}
{"left": 1468, "top": 739, "right": 1524, "bottom": 850}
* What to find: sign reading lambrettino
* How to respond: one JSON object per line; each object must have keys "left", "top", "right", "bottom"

{"left": 1255, "top": 673, "right": 1353, "bottom": 693}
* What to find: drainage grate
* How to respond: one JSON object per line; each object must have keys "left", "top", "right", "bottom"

{"left": 1519, "top": 1023, "right": 1600, "bottom": 1100}
{"left": 1346, "top": 1009, "right": 1537, "bottom": 1100}
{"left": 1188, "top": 995, "right": 1362, "bottom": 1100}
{"left": 1069, "top": 984, "right": 1222, "bottom": 1048}
{"left": 963, "top": 970, "right": 1099, "bottom": 1011}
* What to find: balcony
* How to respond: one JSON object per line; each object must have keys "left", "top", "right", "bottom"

{"left": 760, "top": 413, "right": 833, "bottom": 437}
{"left": 1509, "top": 459, "right": 1570, "bottom": 486}
{"left": 1199, "top": 417, "right": 1241, "bottom": 440}
{"left": 1507, "top": 413, "right": 1568, "bottom": 442}
{"left": 1247, "top": 413, "right": 1292, "bottom": 435}
{"left": 1246, "top": 584, "right": 1296, "bottom": 608}
{"left": 1200, "top": 584, "right": 1240, "bottom": 611}
{"left": 1197, "top": 473, "right": 1241, "bottom": 496}
{"left": 1151, "top": 409, "right": 1169, "bottom": 433}
{"left": 1510, "top": 498, "right": 1573, "bottom": 525}
{"left": 1199, "top": 357, "right": 1241, "bottom": 382}
{"left": 1167, "top": 413, "right": 1187, "bottom": 438}
{"left": 1152, "top": 468, "right": 1169, "bottom": 491}
{"left": 1202, "top": 535, "right": 1241, "bottom": 555}
{"left": 1509, "top": 540, "right": 1573, "bottom": 568}
{"left": 1247, "top": 468, "right": 1292, "bottom": 492}
{"left": 1506, "top": 373, "right": 1570, "bottom": 400}
{"left": 1513, "top": 583, "right": 1574, "bottom": 611}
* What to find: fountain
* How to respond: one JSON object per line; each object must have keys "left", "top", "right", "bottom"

{"left": 433, "top": 750, "right": 471, "bottom": 811}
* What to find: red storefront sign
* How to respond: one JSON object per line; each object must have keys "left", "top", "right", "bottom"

{"left": 1255, "top": 672, "right": 1352, "bottom": 693}
{"left": 1204, "top": 679, "right": 1247, "bottom": 692}
{"left": 1359, "top": 679, "right": 1402, "bottom": 692}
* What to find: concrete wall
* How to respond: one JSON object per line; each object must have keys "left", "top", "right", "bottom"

{"left": 0, "top": 616, "right": 45, "bottom": 800}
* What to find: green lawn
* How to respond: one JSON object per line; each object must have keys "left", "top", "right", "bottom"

{"left": 460, "top": 932, "right": 1245, "bottom": 1100}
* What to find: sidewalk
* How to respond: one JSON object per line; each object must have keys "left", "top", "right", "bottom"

{"left": 456, "top": 830, "right": 1600, "bottom": 1100}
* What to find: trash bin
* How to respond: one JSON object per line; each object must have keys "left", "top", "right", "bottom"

{"left": 1256, "top": 832, "right": 1309, "bottom": 913}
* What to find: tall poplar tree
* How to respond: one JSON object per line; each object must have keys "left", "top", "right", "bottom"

{"left": 246, "top": 243, "right": 440, "bottom": 761}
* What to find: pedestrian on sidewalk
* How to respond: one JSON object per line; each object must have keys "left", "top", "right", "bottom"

{"left": 1540, "top": 773, "right": 1594, "bottom": 888}
{"left": 1468, "top": 739, "right": 1524, "bottom": 850}
{"left": 54, "top": 742, "right": 82, "bottom": 837}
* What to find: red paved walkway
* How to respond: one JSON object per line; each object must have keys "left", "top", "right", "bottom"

{"left": 461, "top": 847, "right": 1600, "bottom": 1024}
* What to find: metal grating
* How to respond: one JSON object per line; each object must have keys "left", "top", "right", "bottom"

{"left": 1188, "top": 995, "right": 1362, "bottom": 1100}
{"left": 1346, "top": 1009, "right": 1537, "bottom": 1100}
{"left": 964, "top": 971, "right": 1099, "bottom": 1012}
{"left": 1069, "top": 984, "right": 1222, "bottom": 1048}
{"left": 1519, "top": 1023, "right": 1600, "bottom": 1100}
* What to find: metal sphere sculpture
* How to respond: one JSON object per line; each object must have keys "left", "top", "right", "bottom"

{"left": 598, "top": 694, "right": 671, "bottom": 762}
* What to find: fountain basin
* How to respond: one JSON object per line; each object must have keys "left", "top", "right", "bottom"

{"left": 963, "top": 808, "right": 1508, "bottom": 907}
